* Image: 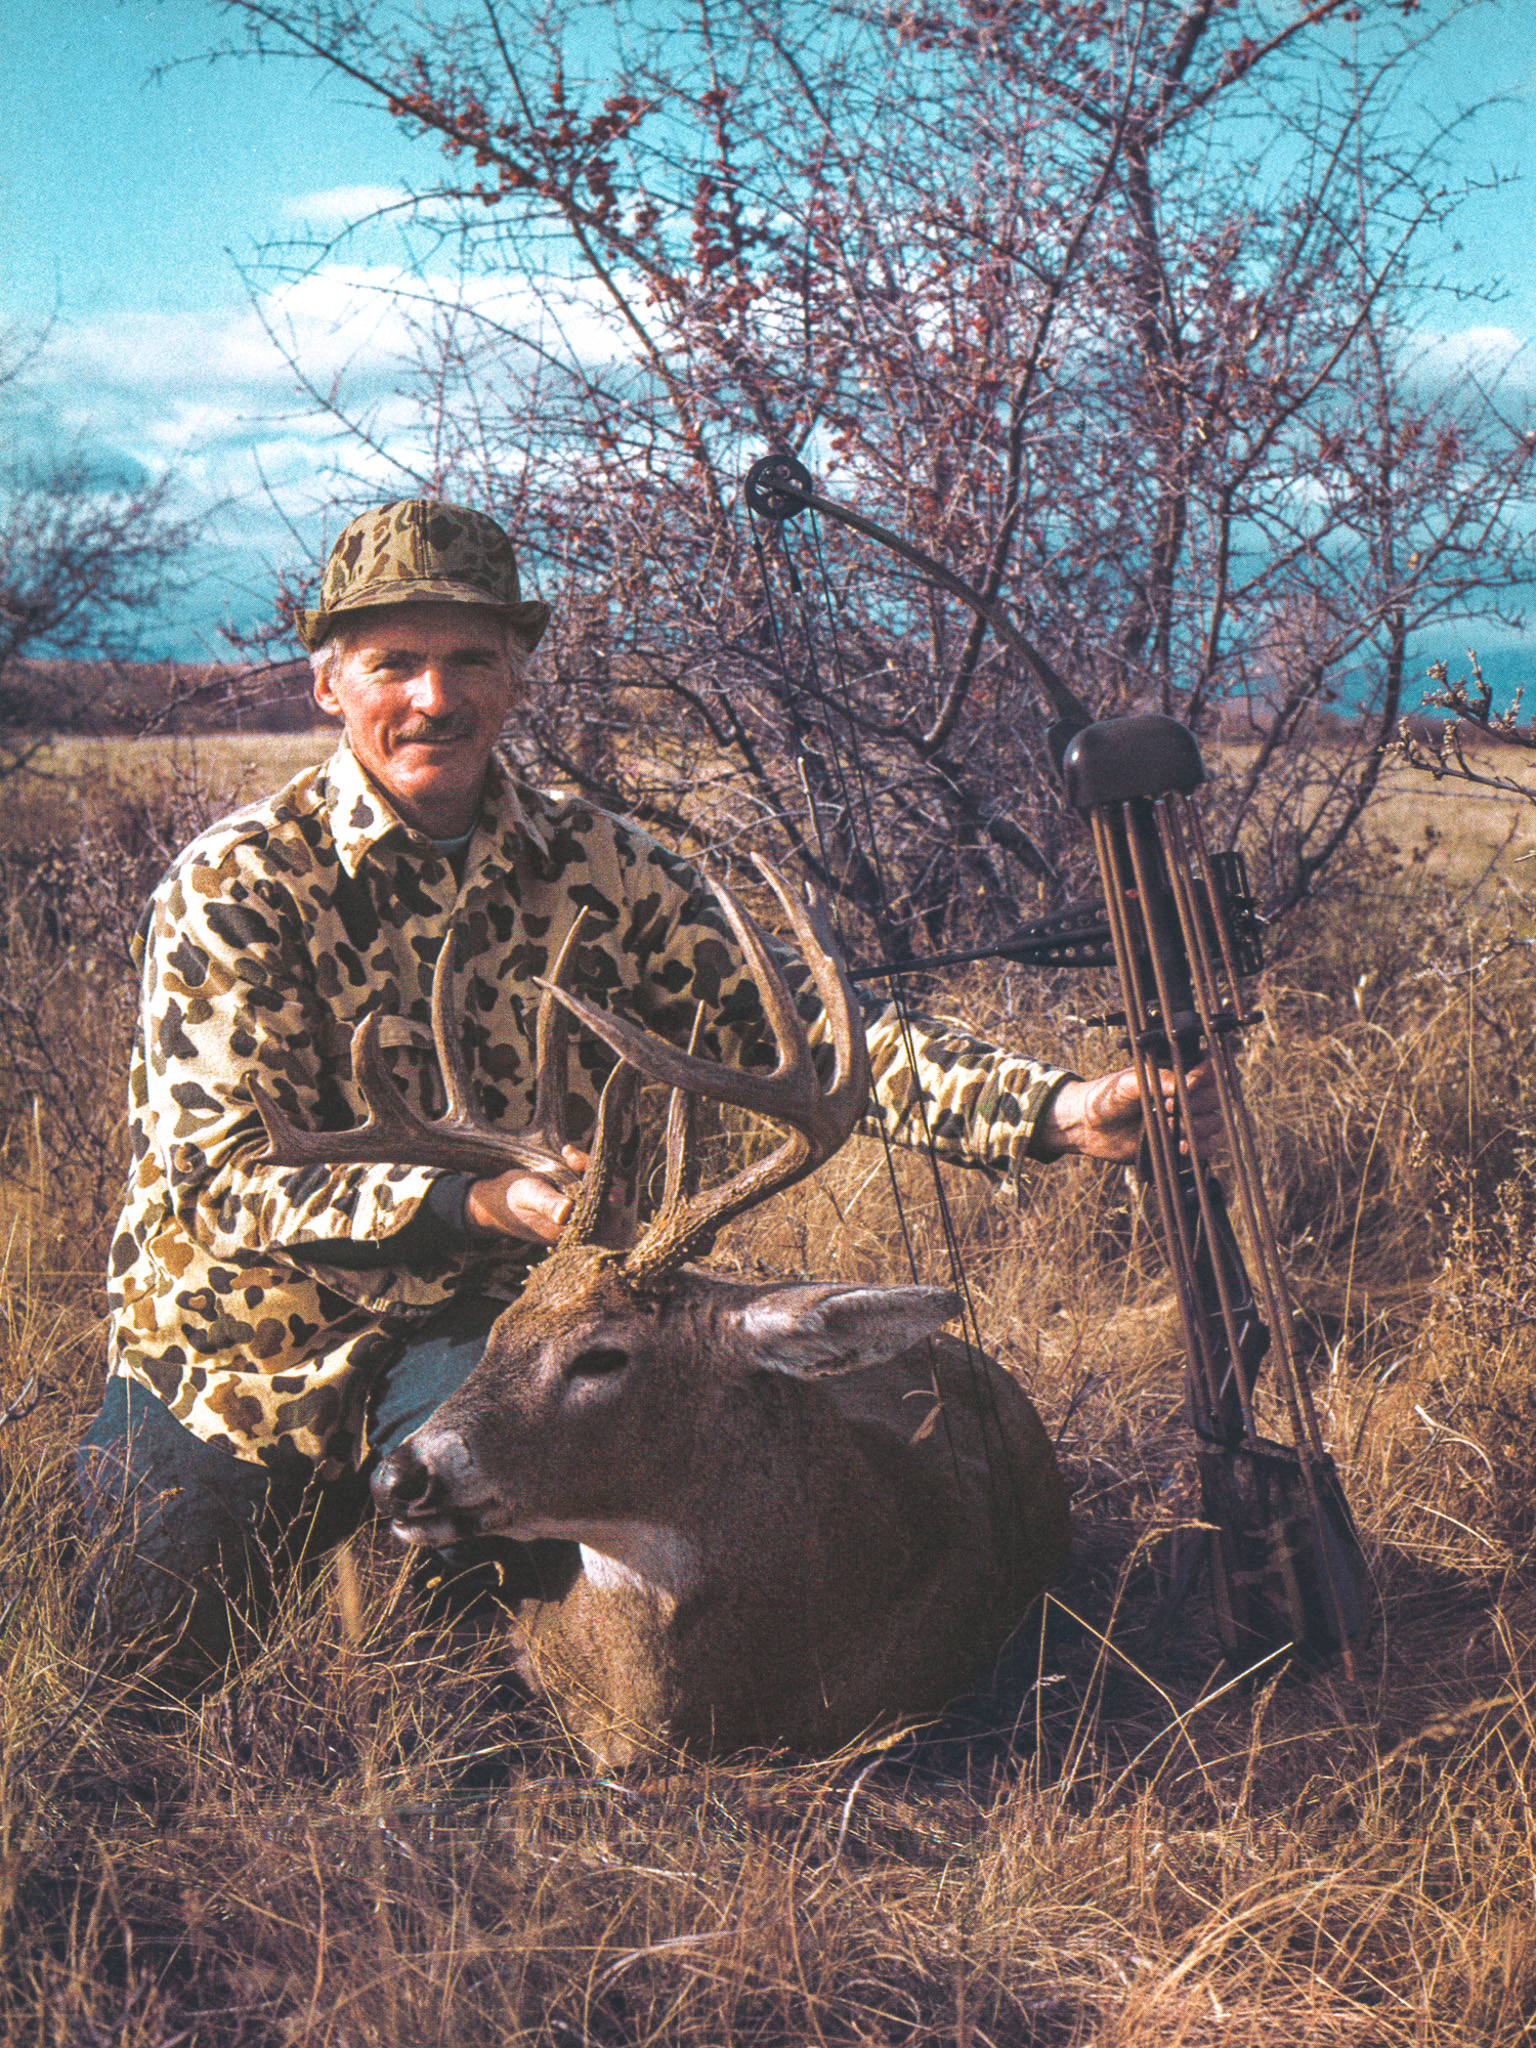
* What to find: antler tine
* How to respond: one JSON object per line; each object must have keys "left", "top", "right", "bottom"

{"left": 519, "top": 912, "right": 587, "bottom": 1162}
{"left": 616, "top": 1001, "right": 707, "bottom": 1255}
{"left": 748, "top": 852, "right": 869, "bottom": 1147}
{"left": 661, "top": 1004, "right": 709, "bottom": 1213}
{"left": 560, "top": 1059, "right": 639, "bottom": 1250}
{"left": 533, "top": 855, "right": 871, "bottom": 1282}
{"left": 248, "top": 932, "right": 583, "bottom": 1190}
{"left": 416, "top": 934, "right": 579, "bottom": 1187}
{"left": 246, "top": 1014, "right": 447, "bottom": 1169}
{"left": 537, "top": 858, "right": 868, "bottom": 1150}
{"left": 429, "top": 927, "right": 479, "bottom": 1125}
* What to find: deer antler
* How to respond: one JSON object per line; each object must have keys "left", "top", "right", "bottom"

{"left": 247, "top": 918, "right": 589, "bottom": 1192}
{"left": 248, "top": 860, "right": 869, "bottom": 1276}
{"left": 536, "top": 855, "right": 871, "bottom": 1283}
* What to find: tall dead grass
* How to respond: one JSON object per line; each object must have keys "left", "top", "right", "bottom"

{"left": 2, "top": 776, "right": 1535, "bottom": 2043}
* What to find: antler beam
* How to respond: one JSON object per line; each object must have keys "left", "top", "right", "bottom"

{"left": 537, "top": 855, "right": 871, "bottom": 1281}
{"left": 247, "top": 858, "right": 871, "bottom": 1288}
{"left": 247, "top": 919, "right": 588, "bottom": 1192}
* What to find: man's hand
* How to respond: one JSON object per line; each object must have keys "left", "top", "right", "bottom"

{"left": 465, "top": 1144, "right": 590, "bottom": 1243}
{"left": 1038, "top": 1064, "right": 1223, "bottom": 1165}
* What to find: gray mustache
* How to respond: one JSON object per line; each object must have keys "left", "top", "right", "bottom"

{"left": 398, "top": 718, "right": 475, "bottom": 742}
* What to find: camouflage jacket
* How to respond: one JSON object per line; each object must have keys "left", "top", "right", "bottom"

{"left": 108, "top": 741, "right": 1074, "bottom": 1476}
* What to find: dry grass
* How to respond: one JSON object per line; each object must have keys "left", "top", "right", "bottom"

{"left": 2, "top": 750, "right": 1536, "bottom": 2043}
{"left": 3, "top": 731, "right": 336, "bottom": 846}
{"left": 1221, "top": 742, "right": 1536, "bottom": 886}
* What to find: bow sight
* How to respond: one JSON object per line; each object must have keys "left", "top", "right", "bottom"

{"left": 745, "top": 451, "right": 1369, "bottom": 1679}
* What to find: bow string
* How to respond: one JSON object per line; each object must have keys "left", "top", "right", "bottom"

{"left": 742, "top": 452, "right": 1063, "bottom": 1585}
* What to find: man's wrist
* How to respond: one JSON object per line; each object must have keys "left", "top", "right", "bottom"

{"left": 1028, "top": 1074, "right": 1084, "bottom": 1162}
{"left": 463, "top": 1176, "right": 505, "bottom": 1238}
{"left": 421, "top": 1172, "right": 480, "bottom": 1246}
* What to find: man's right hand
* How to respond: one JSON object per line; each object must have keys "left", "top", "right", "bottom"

{"left": 1038, "top": 1064, "right": 1223, "bottom": 1164}
{"left": 465, "top": 1145, "right": 590, "bottom": 1243}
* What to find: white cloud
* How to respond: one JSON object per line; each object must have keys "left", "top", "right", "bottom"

{"left": 5, "top": 255, "right": 650, "bottom": 651}
{"left": 1411, "top": 323, "right": 1534, "bottom": 395}
{"left": 42, "top": 265, "right": 427, "bottom": 406}
{"left": 34, "top": 259, "right": 638, "bottom": 458}
{"left": 280, "top": 185, "right": 413, "bottom": 226}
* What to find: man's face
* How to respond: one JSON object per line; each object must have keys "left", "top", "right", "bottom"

{"left": 313, "top": 603, "right": 523, "bottom": 838}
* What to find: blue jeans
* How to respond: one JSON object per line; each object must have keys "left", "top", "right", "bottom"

{"left": 76, "top": 1294, "right": 578, "bottom": 1673}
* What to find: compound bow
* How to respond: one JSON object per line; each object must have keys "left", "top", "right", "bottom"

{"left": 744, "top": 451, "right": 1369, "bottom": 1678}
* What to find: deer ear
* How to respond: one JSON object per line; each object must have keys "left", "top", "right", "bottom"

{"left": 731, "top": 1284, "right": 959, "bottom": 1376}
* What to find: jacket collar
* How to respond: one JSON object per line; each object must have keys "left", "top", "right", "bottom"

{"left": 322, "top": 738, "right": 550, "bottom": 878}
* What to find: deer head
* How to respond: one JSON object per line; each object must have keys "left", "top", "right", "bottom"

{"left": 360, "top": 856, "right": 894, "bottom": 1561}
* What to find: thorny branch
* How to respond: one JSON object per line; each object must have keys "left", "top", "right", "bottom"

{"left": 1399, "top": 653, "right": 1536, "bottom": 804}
{"left": 214, "top": 0, "right": 1536, "bottom": 939}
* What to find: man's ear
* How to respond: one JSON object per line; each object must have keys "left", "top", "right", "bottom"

{"left": 312, "top": 664, "right": 342, "bottom": 720}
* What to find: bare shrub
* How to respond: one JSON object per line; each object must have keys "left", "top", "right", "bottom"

{"left": 1399, "top": 653, "right": 1536, "bottom": 808}
{"left": 0, "top": 769, "right": 239, "bottom": 1252}
{"left": 210, "top": 0, "right": 1536, "bottom": 945}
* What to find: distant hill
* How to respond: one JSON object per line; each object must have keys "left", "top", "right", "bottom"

{"left": 0, "top": 658, "right": 325, "bottom": 735}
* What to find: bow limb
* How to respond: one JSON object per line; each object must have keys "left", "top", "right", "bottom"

{"left": 743, "top": 456, "right": 1094, "bottom": 746}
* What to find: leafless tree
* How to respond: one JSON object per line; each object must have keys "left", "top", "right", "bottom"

{"left": 216, "top": 0, "right": 1534, "bottom": 945}
{"left": 0, "top": 326, "right": 202, "bottom": 782}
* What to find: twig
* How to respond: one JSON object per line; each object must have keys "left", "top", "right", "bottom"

{"left": 0, "top": 1373, "right": 40, "bottom": 1428}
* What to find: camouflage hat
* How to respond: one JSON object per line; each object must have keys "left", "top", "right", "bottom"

{"left": 295, "top": 498, "right": 552, "bottom": 652}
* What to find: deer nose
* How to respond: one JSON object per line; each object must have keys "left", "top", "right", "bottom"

{"left": 372, "top": 1442, "right": 445, "bottom": 1519}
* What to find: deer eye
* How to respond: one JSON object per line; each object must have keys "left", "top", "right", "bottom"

{"left": 565, "top": 1346, "right": 629, "bottom": 1380}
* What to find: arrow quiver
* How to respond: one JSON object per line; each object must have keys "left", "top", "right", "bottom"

{"left": 1061, "top": 718, "right": 1367, "bottom": 1675}
{"left": 743, "top": 453, "right": 1369, "bottom": 1678}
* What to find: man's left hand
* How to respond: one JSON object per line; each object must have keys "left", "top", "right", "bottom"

{"left": 1038, "top": 1063, "right": 1224, "bottom": 1165}
{"left": 465, "top": 1144, "right": 591, "bottom": 1243}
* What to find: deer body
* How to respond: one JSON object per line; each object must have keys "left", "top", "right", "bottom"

{"left": 384, "top": 1254, "right": 1069, "bottom": 1758}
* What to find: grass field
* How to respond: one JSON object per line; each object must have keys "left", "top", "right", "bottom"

{"left": 1363, "top": 762, "right": 1536, "bottom": 879}
{"left": 2, "top": 737, "right": 1535, "bottom": 2044}
{"left": 4, "top": 731, "right": 338, "bottom": 843}
{"left": 23, "top": 726, "right": 1536, "bottom": 878}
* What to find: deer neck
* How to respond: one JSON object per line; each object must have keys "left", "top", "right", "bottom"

{"left": 685, "top": 1356, "right": 902, "bottom": 1589}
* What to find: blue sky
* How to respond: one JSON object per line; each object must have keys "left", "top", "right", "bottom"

{"left": 2, "top": 0, "right": 1534, "bottom": 690}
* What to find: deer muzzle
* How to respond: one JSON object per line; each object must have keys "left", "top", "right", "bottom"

{"left": 372, "top": 1440, "right": 457, "bottom": 1539}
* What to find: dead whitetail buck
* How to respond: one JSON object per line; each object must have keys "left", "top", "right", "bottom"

{"left": 253, "top": 859, "right": 1069, "bottom": 1760}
